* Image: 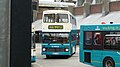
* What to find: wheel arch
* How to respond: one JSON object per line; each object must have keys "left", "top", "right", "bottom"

{"left": 103, "top": 56, "right": 115, "bottom": 67}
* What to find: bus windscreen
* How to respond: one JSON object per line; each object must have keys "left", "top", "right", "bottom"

{"left": 42, "top": 33, "right": 69, "bottom": 44}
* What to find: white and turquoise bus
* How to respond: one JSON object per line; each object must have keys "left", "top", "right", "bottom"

{"left": 80, "top": 24, "right": 120, "bottom": 67}
{"left": 31, "top": 32, "right": 36, "bottom": 62}
{"left": 41, "top": 10, "right": 77, "bottom": 58}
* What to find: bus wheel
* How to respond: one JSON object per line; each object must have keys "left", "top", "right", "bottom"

{"left": 103, "top": 58, "right": 115, "bottom": 67}
{"left": 46, "top": 55, "right": 51, "bottom": 59}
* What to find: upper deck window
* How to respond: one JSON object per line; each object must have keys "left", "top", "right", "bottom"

{"left": 43, "top": 14, "right": 55, "bottom": 23}
{"left": 56, "top": 14, "right": 68, "bottom": 23}
{"left": 70, "top": 15, "right": 76, "bottom": 25}
{"left": 43, "top": 14, "right": 68, "bottom": 23}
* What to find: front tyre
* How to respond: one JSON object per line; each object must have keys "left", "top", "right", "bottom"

{"left": 103, "top": 58, "right": 115, "bottom": 67}
{"left": 46, "top": 55, "right": 51, "bottom": 59}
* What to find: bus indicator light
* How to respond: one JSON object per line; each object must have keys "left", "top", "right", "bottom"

{"left": 101, "top": 22, "right": 106, "bottom": 24}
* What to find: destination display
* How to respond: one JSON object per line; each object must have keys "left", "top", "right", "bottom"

{"left": 48, "top": 25, "right": 63, "bottom": 29}
{"left": 102, "top": 26, "right": 120, "bottom": 30}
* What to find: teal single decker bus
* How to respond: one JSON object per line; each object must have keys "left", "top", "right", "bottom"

{"left": 80, "top": 24, "right": 120, "bottom": 67}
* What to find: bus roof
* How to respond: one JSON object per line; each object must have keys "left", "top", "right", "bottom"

{"left": 80, "top": 24, "right": 120, "bottom": 31}
{"left": 43, "top": 10, "right": 73, "bottom": 16}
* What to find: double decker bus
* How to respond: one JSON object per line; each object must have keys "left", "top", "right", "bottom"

{"left": 31, "top": 32, "right": 36, "bottom": 62}
{"left": 41, "top": 10, "right": 77, "bottom": 58}
{"left": 80, "top": 24, "right": 120, "bottom": 67}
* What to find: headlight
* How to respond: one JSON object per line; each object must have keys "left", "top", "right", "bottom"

{"left": 42, "top": 48, "right": 46, "bottom": 51}
{"left": 65, "top": 48, "right": 69, "bottom": 52}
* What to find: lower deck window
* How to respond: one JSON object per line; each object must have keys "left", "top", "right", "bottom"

{"left": 104, "top": 32, "right": 120, "bottom": 50}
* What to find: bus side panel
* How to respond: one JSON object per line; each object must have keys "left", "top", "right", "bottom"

{"left": 102, "top": 51, "right": 120, "bottom": 67}
{"left": 80, "top": 29, "right": 84, "bottom": 62}
{"left": 91, "top": 50, "right": 103, "bottom": 67}
{"left": 68, "top": 32, "right": 73, "bottom": 55}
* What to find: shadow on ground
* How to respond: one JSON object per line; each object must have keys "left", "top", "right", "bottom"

{"left": 43, "top": 55, "right": 71, "bottom": 59}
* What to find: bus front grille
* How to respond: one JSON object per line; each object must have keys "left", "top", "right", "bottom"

{"left": 47, "top": 48, "right": 64, "bottom": 52}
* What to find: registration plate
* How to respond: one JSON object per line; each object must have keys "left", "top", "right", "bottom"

{"left": 52, "top": 52, "right": 59, "bottom": 55}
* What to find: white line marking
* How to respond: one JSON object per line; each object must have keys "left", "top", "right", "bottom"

{"left": 34, "top": 63, "right": 44, "bottom": 67}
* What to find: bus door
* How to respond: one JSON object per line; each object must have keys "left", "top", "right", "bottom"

{"left": 84, "top": 32, "right": 92, "bottom": 63}
{"left": 70, "top": 31, "right": 77, "bottom": 54}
